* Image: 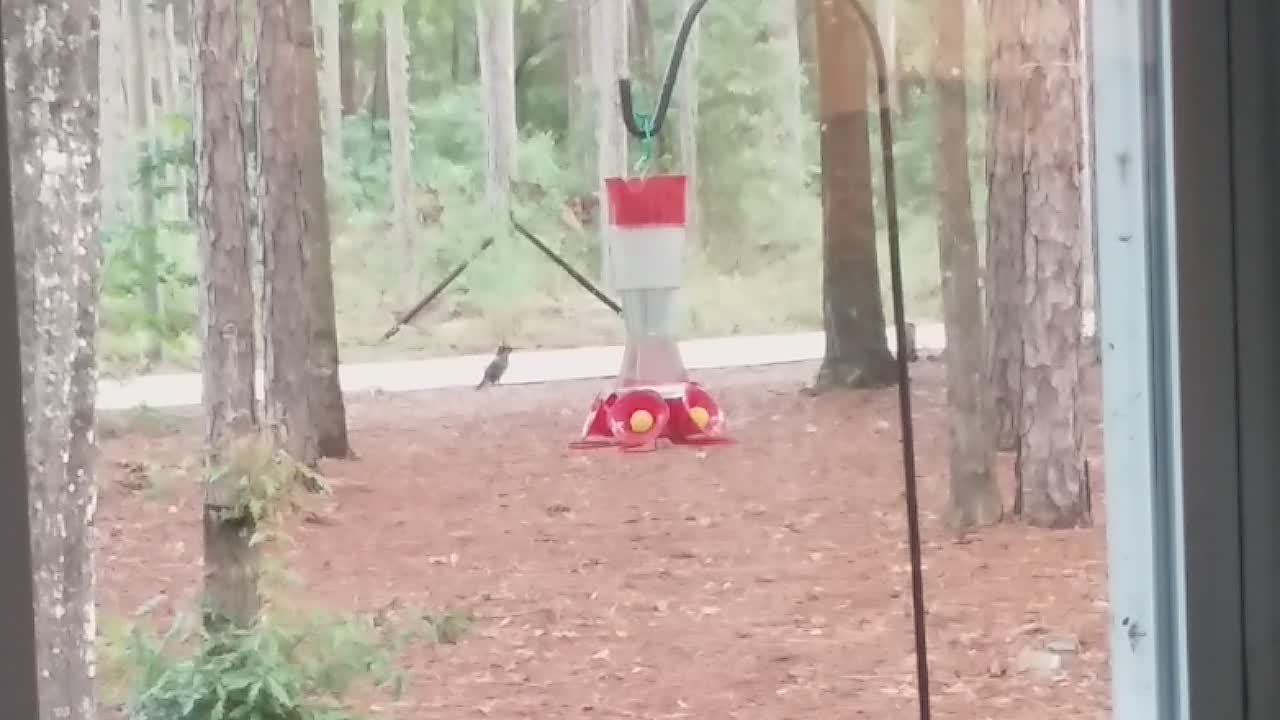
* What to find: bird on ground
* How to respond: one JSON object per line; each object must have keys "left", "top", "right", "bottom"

{"left": 475, "top": 343, "right": 513, "bottom": 390}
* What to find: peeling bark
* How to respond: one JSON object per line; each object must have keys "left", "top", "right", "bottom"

{"left": 983, "top": 0, "right": 1029, "bottom": 451}
{"left": 1006, "top": 0, "right": 1090, "bottom": 529}
{"left": 812, "top": 0, "right": 895, "bottom": 391}
{"left": 194, "top": 0, "right": 261, "bottom": 627}
{"left": 933, "top": 0, "right": 1000, "bottom": 529}
{"left": 4, "top": 0, "right": 103, "bottom": 717}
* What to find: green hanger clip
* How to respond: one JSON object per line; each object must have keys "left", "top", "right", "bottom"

{"left": 631, "top": 111, "right": 656, "bottom": 175}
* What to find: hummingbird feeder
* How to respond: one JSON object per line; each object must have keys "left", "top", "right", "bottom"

{"left": 570, "top": 175, "right": 731, "bottom": 452}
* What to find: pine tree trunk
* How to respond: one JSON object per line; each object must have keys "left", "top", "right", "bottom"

{"left": 128, "top": 0, "right": 163, "bottom": 366}
{"left": 317, "top": 0, "right": 345, "bottom": 199}
{"left": 934, "top": 0, "right": 1000, "bottom": 529}
{"left": 1012, "top": 0, "right": 1090, "bottom": 529}
{"left": 984, "top": 0, "right": 1028, "bottom": 451}
{"left": 4, "top": 1, "right": 102, "bottom": 717}
{"left": 385, "top": 0, "right": 415, "bottom": 298}
{"left": 153, "top": 7, "right": 177, "bottom": 114}
{"left": 257, "top": 0, "right": 320, "bottom": 471}
{"left": 370, "top": 12, "right": 390, "bottom": 121}
{"left": 812, "top": 0, "right": 895, "bottom": 391}
{"left": 296, "top": 0, "right": 349, "bottom": 459}
{"left": 676, "top": 0, "right": 700, "bottom": 245}
{"left": 100, "top": 0, "right": 132, "bottom": 233}
{"left": 339, "top": 0, "right": 358, "bottom": 114}
{"left": 592, "top": 0, "right": 628, "bottom": 290}
{"left": 193, "top": 0, "right": 260, "bottom": 628}
{"left": 565, "top": 0, "right": 594, "bottom": 180}
{"left": 160, "top": 3, "right": 189, "bottom": 221}
{"left": 768, "top": 0, "right": 804, "bottom": 164}
{"left": 476, "top": 0, "right": 517, "bottom": 207}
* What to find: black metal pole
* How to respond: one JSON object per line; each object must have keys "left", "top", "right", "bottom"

{"left": 618, "top": 0, "right": 713, "bottom": 139}
{"left": 511, "top": 215, "right": 622, "bottom": 315}
{"left": 838, "top": 2, "right": 932, "bottom": 718}
{"left": 381, "top": 236, "right": 496, "bottom": 340}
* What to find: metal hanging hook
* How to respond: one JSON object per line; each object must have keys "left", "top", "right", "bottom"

{"left": 618, "top": 0, "right": 713, "bottom": 140}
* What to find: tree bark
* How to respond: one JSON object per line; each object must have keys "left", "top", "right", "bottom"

{"left": 984, "top": 0, "right": 1028, "bottom": 450}
{"left": 256, "top": 0, "right": 321, "bottom": 470}
{"left": 767, "top": 0, "right": 805, "bottom": 164}
{"left": 812, "top": 0, "right": 895, "bottom": 391}
{"left": 592, "top": 0, "right": 628, "bottom": 290}
{"left": 100, "top": 0, "right": 132, "bottom": 233}
{"left": 1011, "top": 0, "right": 1090, "bottom": 529}
{"left": 476, "top": 0, "right": 518, "bottom": 207}
{"left": 193, "top": 0, "right": 261, "bottom": 628}
{"left": 4, "top": 1, "right": 102, "bottom": 717}
{"left": 127, "top": 0, "right": 163, "bottom": 366}
{"left": 934, "top": 0, "right": 1000, "bottom": 529}
{"left": 385, "top": 0, "right": 416, "bottom": 300}
{"left": 297, "top": 0, "right": 350, "bottom": 459}
{"left": 339, "top": 0, "right": 358, "bottom": 114}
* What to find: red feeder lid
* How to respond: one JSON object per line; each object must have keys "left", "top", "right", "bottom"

{"left": 605, "top": 175, "right": 687, "bottom": 228}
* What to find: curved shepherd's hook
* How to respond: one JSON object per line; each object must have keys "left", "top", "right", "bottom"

{"left": 618, "top": 3, "right": 931, "bottom": 718}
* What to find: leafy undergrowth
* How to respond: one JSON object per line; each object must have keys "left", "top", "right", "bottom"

{"left": 100, "top": 601, "right": 468, "bottom": 720}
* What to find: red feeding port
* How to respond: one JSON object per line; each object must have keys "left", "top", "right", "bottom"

{"left": 665, "top": 382, "right": 729, "bottom": 444}
{"left": 605, "top": 389, "right": 670, "bottom": 452}
{"left": 569, "top": 382, "right": 732, "bottom": 452}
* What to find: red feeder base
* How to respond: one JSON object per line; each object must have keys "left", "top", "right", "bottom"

{"left": 568, "top": 382, "right": 733, "bottom": 452}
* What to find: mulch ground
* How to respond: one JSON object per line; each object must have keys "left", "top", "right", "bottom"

{"left": 95, "top": 359, "right": 1110, "bottom": 719}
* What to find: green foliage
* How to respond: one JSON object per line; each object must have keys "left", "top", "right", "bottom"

{"left": 98, "top": 0, "right": 993, "bottom": 368}
{"left": 104, "top": 601, "right": 467, "bottom": 720}
{"left": 101, "top": 112, "right": 199, "bottom": 373}
{"left": 693, "top": 3, "right": 822, "bottom": 270}
{"left": 207, "top": 434, "right": 326, "bottom": 535}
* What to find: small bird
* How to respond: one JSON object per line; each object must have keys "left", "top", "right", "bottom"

{"left": 475, "top": 343, "right": 513, "bottom": 390}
